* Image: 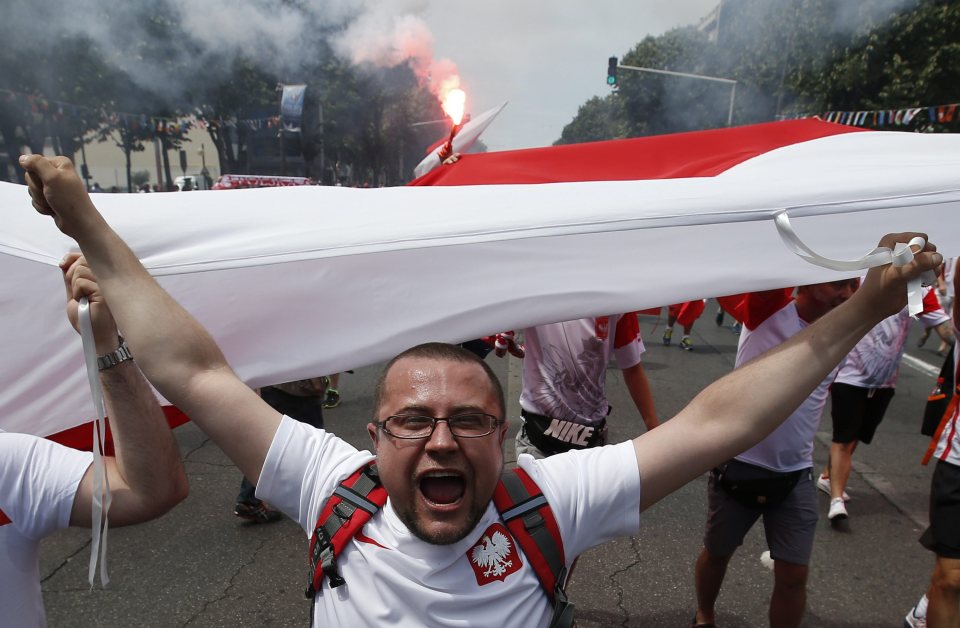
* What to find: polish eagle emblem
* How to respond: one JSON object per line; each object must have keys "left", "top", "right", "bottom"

{"left": 467, "top": 523, "right": 523, "bottom": 584}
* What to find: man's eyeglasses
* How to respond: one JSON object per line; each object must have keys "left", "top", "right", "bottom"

{"left": 377, "top": 413, "right": 502, "bottom": 439}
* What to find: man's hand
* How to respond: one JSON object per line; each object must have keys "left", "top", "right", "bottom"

{"left": 61, "top": 252, "right": 120, "bottom": 354}
{"left": 19, "top": 154, "right": 96, "bottom": 236}
{"left": 856, "top": 232, "right": 941, "bottom": 320}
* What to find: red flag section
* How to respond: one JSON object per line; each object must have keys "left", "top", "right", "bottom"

{"left": 45, "top": 407, "right": 190, "bottom": 455}
{"left": 0, "top": 409, "right": 186, "bottom": 527}
{"left": 410, "top": 119, "right": 863, "bottom": 186}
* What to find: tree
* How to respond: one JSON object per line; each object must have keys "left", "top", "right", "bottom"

{"left": 198, "top": 57, "right": 279, "bottom": 176}
{"left": 556, "top": 96, "right": 626, "bottom": 145}
{"left": 803, "top": 0, "right": 960, "bottom": 132}
{"left": 0, "top": 12, "right": 112, "bottom": 182}
{"left": 559, "top": 0, "right": 956, "bottom": 143}
{"left": 131, "top": 170, "right": 150, "bottom": 188}
{"left": 0, "top": 0, "right": 454, "bottom": 187}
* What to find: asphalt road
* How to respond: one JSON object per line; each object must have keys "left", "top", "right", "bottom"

{"left": 40, "top": 304, "right": 950, "bottom": 626}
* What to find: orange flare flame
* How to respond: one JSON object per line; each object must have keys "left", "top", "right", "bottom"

{"left": 442, "top": 88, "right": 466, "bottom": 126}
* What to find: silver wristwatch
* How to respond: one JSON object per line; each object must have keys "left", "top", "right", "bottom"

{"left": 97, "top": 337, "right": 133, "bottom": 371}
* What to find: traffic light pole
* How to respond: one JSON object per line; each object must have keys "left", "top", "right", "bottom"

{"left": 617, "top": 64, "right": 737, "bottom": 127}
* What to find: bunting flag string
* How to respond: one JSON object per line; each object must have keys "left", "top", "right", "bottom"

{"left": 0, "top": 87, "right": 280, "bottom": 134}
{"left": 799, "top": 101, "right": 960, "bottom": 128}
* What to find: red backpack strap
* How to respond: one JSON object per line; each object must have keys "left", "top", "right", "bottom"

{"left": 494, "top": 467, "right": 574, "bottom": 627}
{"left": 0, "top": 509, "right": 9, "bottom": 526}
{"left": 305, "top": 461, "right": 386, "bottom": 598}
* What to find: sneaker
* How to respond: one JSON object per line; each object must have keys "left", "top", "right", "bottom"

{"left": 904, "top": 609, "right": 927, "bottom": 628}
{"left": 715, "top": 308, "right": 724, "bottom": 326}
{"left": 828, "top": 497, "right": 848, "bottom": 521}
{"left": 234, "top": 499, "right": 283, "bottom": 524}
{"left": 680, "top": 337, "right": 693, "bottom": 351}
{"left": 731, "top": 322, "right": 742, "bottom": 335}
{"left": 904, "top": 596, "right": 928, "bottom": 628}
{"left": 662, "top": 328, "right": 673, "bottom": 346}
{"left": 323, "top": 388, "right": 341, "bottom": 409}
{"left": 816, "top": 474, "right": 851, "bottom": 502}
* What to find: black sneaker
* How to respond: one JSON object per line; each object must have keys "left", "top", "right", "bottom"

{"left": 234, "top": 500, "right": 283, "bottom": 524}
{"left": 323, "top": 388, "right": 341, "bottom": 409}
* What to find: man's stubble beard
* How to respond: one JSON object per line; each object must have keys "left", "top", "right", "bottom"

{"left": 398, "top": 457, "right": 505, "bottom": 546}
{"left": 397, "top": 499, "right": 489, "bottom": 545}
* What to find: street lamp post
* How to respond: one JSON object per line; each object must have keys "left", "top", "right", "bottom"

{"left": 616, "top": 63, "right": 737, "bottom": 126}
{"left": 198, "top": 144, "right": 211, "bottom": 189}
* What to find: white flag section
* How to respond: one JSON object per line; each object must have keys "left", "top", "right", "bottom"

{"left": 1, "top": 121, "right": 959, "bottom": 437}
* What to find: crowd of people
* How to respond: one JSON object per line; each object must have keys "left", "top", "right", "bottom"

{"left": 3, "top": 153, "right": 959, "bottom": 627}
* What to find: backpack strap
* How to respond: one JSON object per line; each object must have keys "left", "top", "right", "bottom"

{"left": 0, "top": 509, "right": 9, "bottom": 526}
{"left": 305, "top": 460, "right": 386, "bottom": 598}
{"left": 493, "top": 467, "right": 574, "bottom": 628}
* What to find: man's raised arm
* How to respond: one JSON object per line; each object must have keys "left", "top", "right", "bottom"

{"left": 21, "top": 155, "right": 281, "bottom": 485}
{"left": 61, "top": 254, "right": 189, "bottom": 526}
{"left": 632, "top": 233, "right": 941, "bottom": 511}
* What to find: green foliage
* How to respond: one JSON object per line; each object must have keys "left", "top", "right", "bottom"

{"left": 560, "top": 0, "right": 958, "bottom": 143}
{"left": 556, "top": 96, "right": 626, "bottom": 145}
{"left": 618, "top": 28, "right": 728, "bottom": 136}
{"left": 807, "top": 0, "right": 960, "bottom": 131}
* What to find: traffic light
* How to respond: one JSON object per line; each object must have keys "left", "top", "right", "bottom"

{"left": 607, "top": 57, "right": 618, "bottom": 87}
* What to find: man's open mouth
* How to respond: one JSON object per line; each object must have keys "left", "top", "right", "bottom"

{"left": 419, "top": 471, "right": 466, "bottom": 505}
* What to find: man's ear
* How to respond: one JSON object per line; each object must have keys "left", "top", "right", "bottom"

{"left": 367, "top": 422, "right": 379, "bottom": 448}
{"left": 497, "top": 420, "right": 508, "bottom": 446}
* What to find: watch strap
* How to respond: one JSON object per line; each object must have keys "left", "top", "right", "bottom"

{"left": 97, "top": 338, "right": 133, "bottom": 371}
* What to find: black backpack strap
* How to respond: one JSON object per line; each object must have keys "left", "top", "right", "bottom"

{"left": 493, "top": 467, "right": 574, "bottom": 628}
{"left": 306, "top": 461, "right": 386, "bottom": 598}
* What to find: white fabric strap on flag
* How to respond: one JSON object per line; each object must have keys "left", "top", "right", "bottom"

{"left": 77, "top": 299, "right": 111, "bottom": 587}
{"left": 774, "top": 211, "right": 935, "bottom": 316}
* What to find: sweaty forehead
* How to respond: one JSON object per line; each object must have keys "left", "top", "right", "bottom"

{"left": 381, "top": 357, "right": 495, "bottom": 413}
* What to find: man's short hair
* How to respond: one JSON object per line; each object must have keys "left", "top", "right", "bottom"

{"left": 373, "top": 342, "right": 506, "bottom": 418}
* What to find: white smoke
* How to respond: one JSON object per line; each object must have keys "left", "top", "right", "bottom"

{"left": 326, "top": 0, "right": 461, "bottom": 97}
{"left": 4, "top": 0, "right": 460, "bottom": 102}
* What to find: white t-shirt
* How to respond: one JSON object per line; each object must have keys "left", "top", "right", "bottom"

{"left": 733, "top": 297, "right": 839, "bottom": 472}
{"left": 836, "top": 286, "right": 949, "bottom": 389}
{"left": 519, "top": 315, "right": 644, "bottom": 425}
{"left": 257, "top": 417, "right": 642, "bottom": 627}
{"left": 0, "top": 433, "right": 92, "bottom": 628}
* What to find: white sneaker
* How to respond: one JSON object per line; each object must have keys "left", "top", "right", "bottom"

{"left": 828, "top": 497, "right": 848, "bottom": 521}
{"left": 904, "top": 595, "right": 928, "bottom": 628}
{"left": 904, "top": 607, "right": 927, "bottom": 628}
{"left": 817, "top": 474, "right": 851, "bottom": 502}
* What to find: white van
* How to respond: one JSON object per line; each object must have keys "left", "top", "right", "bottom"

{"left": 175, "top": 175, "right": 211, "bottom": 191}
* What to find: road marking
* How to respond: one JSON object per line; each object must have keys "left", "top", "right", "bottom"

{"left": 854, "top": 460, "right": 928, "bottom": 529}
{"left": 902, "top": 353, "right": 940, "bottom": 378}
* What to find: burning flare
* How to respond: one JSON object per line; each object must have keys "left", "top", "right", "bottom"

{"left": 442, "top": 88, "right": 466, "bottom": 126}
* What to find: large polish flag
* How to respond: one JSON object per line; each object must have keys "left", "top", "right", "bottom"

{"left": 1, "top": 118, "right": 958, "bottom": 439}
